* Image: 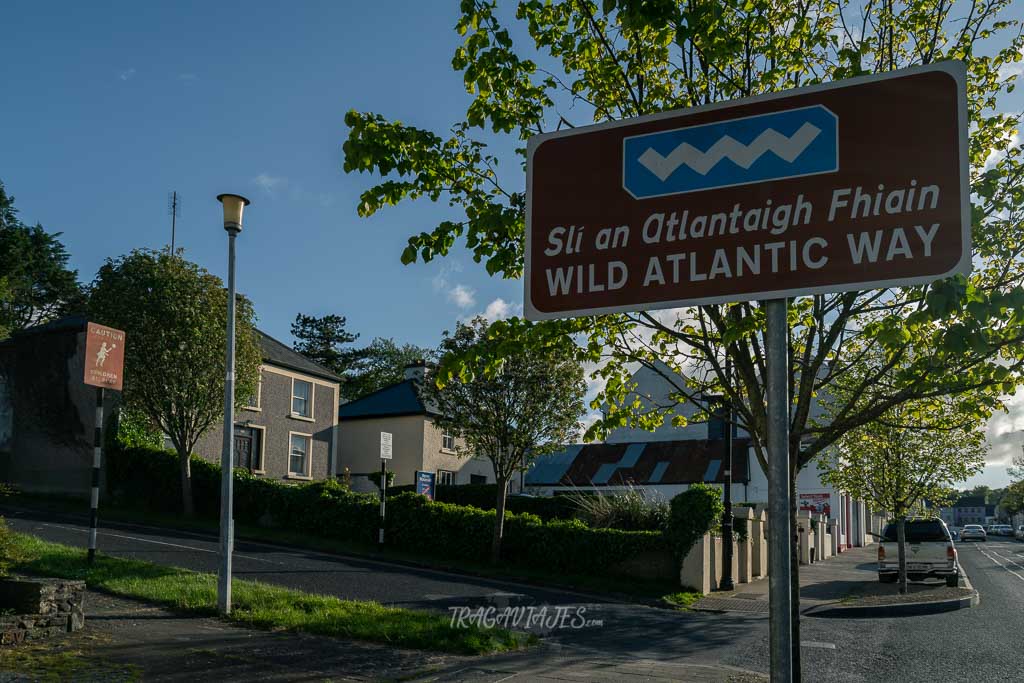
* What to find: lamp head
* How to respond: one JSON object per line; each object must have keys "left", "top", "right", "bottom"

{"left": 216, "top": 194, "right": 250, "bottom": 233}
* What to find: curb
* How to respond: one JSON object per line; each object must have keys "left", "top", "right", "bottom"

{"left": 804, "top": 563, "right": 979, "bottom": 618}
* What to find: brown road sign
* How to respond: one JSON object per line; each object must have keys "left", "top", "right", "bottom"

{"left": 525, "top": 62, "right": 969, "bottom": 320}
{"left": 84, "top": 322, "right": 126, "bottom": 391}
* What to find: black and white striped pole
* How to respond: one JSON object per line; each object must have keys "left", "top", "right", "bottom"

{"left": 87, "top": 387, "right": 104, "bottom": 564}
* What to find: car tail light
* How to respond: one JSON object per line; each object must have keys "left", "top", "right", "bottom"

{"left": 878, "top": 545, "right": 885, "bottom": 561}
{"left": 947, "top": 545, "right": 955, "bottom": 560}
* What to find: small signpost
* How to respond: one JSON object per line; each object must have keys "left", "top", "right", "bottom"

{"left": 379, "top": 432, "right": 392, "bottom": 544}
{"left": 82, "top": 322, "right": 126, "bottom": 563}
{"left": 416, "top": 470, "right": 436, "bottom": 501}
{"left": 524, "top": 63, "right": 969, "bottom": 682}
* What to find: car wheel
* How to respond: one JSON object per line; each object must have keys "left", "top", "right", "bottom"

{"left": 946, "top": 575, "right": 958, "bottom": 587}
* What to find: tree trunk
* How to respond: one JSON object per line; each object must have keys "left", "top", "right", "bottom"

{"left": 789, "top": 466, "right": 802, "bottom": 682}
{"left": 897, "top": 515, "right": 908, "bottom": 595}
{"left": 178, "top": 448, "right": 194, "bottom": 517}
{"left": 491, "top": 476, "right": 509, "bottom": 564}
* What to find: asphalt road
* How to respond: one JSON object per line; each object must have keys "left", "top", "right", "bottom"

{"left": 8, "top": 505, "right": 1024, "bottom": 682}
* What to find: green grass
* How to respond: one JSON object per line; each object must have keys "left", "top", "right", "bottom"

{"left": 660, "top": 590, "right": 703, "bottom": 610}
{"left": 0, "top": 634, "right": 140, "bottom": 682}
{"left": 8, "top": 533, "right": 533, "bottom": 655}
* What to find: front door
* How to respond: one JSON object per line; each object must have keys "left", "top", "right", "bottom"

{"left": 234, "top": 426, "right": 254, "bottom": 472}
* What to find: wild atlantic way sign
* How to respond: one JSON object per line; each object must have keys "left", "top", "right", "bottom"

{"left": 524, "top": 62, "right": 969, "bottom": 320}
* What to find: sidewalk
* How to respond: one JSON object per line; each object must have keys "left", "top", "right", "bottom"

{"left": 692, "top": 545, "right": 880, "bottom": 613}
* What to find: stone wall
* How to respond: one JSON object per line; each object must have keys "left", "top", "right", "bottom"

{"left": 0, "top": 577, "right": 85, "bottom": 646}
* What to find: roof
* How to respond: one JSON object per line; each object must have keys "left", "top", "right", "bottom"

{"left": 337, "top": 378, "right": 441, "bottom": 420}
{"left": 954, "top": 496, "right": 986, "bottom": 508}
{"left": 257, "top": 330, "right": 341, "bottom": 384}
{"left": 525, "top": 439, "right": 751, "bottom": 487}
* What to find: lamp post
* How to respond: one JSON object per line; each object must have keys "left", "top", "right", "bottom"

{"left": 216, "top": 192, "right": 249, "bottom": 616}
{"left": 720, "top": 356, "right": 735, "bottom": 591}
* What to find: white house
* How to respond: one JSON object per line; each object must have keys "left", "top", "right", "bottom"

{"left": 525, "top": 362, "right": 876, "bottom": 549}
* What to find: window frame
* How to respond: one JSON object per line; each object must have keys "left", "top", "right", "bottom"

{"left": 290, "top": 378, "right": 315, "bottom": 421}
{"left": 437, "top": 469, "right": 455, "bottom": 486}
{"left": 441, "top": 430, "right": 456, "bottom": 453}
{"left": 287, "top": 431, "right": 313, "bottom": 480}
{"left": 244, "top": 373, "right": 263, "bottom": 412}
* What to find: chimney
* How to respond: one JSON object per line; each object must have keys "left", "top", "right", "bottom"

{"left": 404, "top": 359, "right": 426, "bottom": 381}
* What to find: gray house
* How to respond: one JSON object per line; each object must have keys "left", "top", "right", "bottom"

{"left": 194, "top": 331, "right": 341, "bottom": 482}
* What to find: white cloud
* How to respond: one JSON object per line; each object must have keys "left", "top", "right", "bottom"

{"left": 997, "top": 49, "right": 1024, "bottom": 82}
{"left": 447, "top": 284, "right": 476, "bottom": 309}
{"left": 480, "top": 298, "right": 522, "bottom": 321}
{"left": 118, "top": 68, "right": 136, "bottom": 81}
{"left": 253, "top": 173, "right": 287, "bottom": 196}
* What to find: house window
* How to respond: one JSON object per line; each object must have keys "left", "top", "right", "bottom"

{"left": 244, "top": 377, "right": 262, "bottom": 411}
{"left": 291, "top": 379, "right": 313, "bottom": 418}
{"left": 437, "top": 469, "right": 455, "bottom": 486}
{"left": 289, "top": 433, "right": 311, "bottom": 477}
{"left": 470, "top": 474, "right": 487, "bottom": 485}
{"left": 442, "top": 430, "right": 455, "bottom": 452}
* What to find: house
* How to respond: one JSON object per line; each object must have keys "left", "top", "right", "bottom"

{"left": 193, "top": 331, "right": 341, "bottom": 482}
{"left": 0, "top": 316, "right": 120, "bottom": 496}
{"left": 526, "top": 361, "right": 877, "bottom": 549}
{"left": 944, "top": 496, "right": 987, "bottom": 526}
{"left": 337, "top": 361, "right": 494, "bottom": 492}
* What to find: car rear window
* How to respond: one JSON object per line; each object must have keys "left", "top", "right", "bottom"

{"left": 882, "top": 520, "right": 950, "bottom": 542}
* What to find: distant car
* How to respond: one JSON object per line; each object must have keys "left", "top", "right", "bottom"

{"left": 993, "top": 524, "right": 1015, "bottom": 537}
{"left": 878, "top": 519, "right": 959, "bottom": 587}
{"left": 960, "top": 524, "right": 987, "bottom": 542}
{"left": 1016, "top": 526, "right": 1024, "bottom": 541}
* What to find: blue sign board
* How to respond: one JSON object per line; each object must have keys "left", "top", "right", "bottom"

{"left": 622, "top": 105, "right": 838, "bottom": 199}
{"left": 416, "top": 470, "right": 436, "bottom": 501}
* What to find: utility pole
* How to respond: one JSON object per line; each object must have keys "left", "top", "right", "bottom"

{"left": 168, "top": 191, "right": 181, "bottom": 254}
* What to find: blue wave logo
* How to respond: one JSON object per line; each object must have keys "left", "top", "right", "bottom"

{"left": 623, "top": 105, "right": 838, "bottom": 198}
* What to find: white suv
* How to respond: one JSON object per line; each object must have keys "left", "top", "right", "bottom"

{"left": 878, "top": 518, "right": 959, "bottom": 587}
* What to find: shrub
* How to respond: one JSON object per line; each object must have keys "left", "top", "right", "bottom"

{"left": 565, "top": 485, "right": 670, "bottom": 531}
{"left": 388, "top": 483, "right": 579, "bottom": 521}
{"left": 103, "top": 443, "right": 669, "bottom": 579}
{"left": 666, "top": 484, "right": 724, "bottom": 559}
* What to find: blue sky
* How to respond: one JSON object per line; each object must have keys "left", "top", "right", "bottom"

{"left": 2, "top": 1, "right": 1022, "bottom": 487}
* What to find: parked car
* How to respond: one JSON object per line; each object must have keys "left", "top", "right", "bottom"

{"left": 1016, "top": 526, "right": 1024, "bottom": 541}
{"left": 992, "top": 524, "right": 1014, "bottom": 537}
{"left": 877, "top": 519, "right": 958, "bottom": 587}
{"left": 960, "top": 524, "right": 987, "bottom": 542}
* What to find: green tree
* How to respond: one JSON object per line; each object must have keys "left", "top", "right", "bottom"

{"left": 0, "top": 180, "right": 84, "bottom": 335}
{"left": 89, "top": 250, "right": 261, "bottom": 515}
{"left": 342, "top": 2, "right": 1023, "bottom": 672}
{"left": 345, "top": 337, "right": 438, "bottom": 400}
{"left": 823, "top": 398, "right": 986, "bottom": 594}
{"left": 421, "top": 317, "right": 585, "bottom": 563}
{"left": 291, "top": 313, "right": 363, "bottom": 381}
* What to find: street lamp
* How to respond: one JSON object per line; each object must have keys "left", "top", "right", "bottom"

{"left": 216, "top": 192, "right": 249, "bottom": 616}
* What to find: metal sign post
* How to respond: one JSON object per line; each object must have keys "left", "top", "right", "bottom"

{"left": 82, "top": 322, "right": 126, "bottom": 565}
{"left": 380, "top": 432, "right": 392, "bottom": 545}
{"left": 766, "top": 299, "right": 793, "bottom": 683}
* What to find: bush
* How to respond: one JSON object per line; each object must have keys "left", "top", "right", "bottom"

{"left": 388, "top": 483, "right": 579, "bottom": 521}
{"left": 666, "top": 484, "right": 724, "bottom": 559}
{"left": 565, "top": 485, "right": 669, "bottom": 531}
{"left": 103, "top": 443, "right": 670, "bottom": 579}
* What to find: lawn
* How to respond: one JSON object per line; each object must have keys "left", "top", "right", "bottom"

{"left": 8, "top": 533, "right": 532, "bottom": 655}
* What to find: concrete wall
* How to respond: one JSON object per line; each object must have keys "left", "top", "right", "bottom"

{"left": 194, "top": 364, "right": 338, "bottom": 483}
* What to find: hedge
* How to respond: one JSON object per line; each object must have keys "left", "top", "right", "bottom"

{"left": 104, "top": 444, "right": 668, "bottom": 578}
{"left": 388, "top": 483, "right": 582, "bottom": 521}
